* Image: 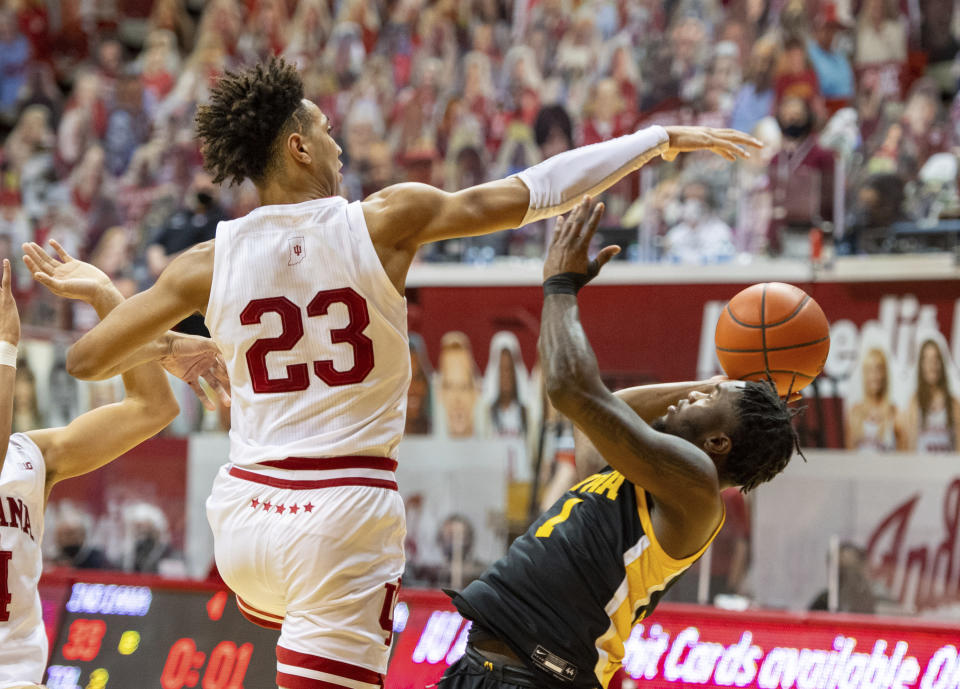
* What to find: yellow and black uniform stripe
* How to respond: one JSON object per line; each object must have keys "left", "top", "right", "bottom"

{"left": 452, "top": 469, "right": 724, "bottom": 689}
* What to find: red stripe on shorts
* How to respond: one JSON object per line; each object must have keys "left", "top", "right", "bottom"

{"left": 239, "top": 605, "right": 283, "bottom": 630}
{"left": 277, "top": 646, "right": 384, "bottom": 685}
{"left": 277, "top": 672, "right": 366, "bottom": 689}
{"left": 237, "top": 596, "right": 283, "bottom": 622}
{"left": 229, "top": 467, "right": 398, "bottom": 491}
{"left": 260, "top": 456, "right": 398, "bottom": 472}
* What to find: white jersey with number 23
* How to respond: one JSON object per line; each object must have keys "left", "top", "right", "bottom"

{"left": 205, "top": 196, "right": 411, "bottom": 467}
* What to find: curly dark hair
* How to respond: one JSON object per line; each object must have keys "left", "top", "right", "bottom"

{"left": 195, "top": 57, "right": 308, "bottom": 186}
{"left": 725, "top": 380, "right": 802, "bottom": 493}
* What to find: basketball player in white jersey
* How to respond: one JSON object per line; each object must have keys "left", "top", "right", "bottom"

{"left": 58, "top": 58, "right": 761, "bottom": 689}
{"left": 0, "top": 243, "right": 226, "bottom": 689}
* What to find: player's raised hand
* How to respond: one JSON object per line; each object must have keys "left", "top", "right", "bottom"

{"left": 160, "top": 333, "right": 231, "bottom": 411}
{"left": 0, "top": 259, "right": 20, "bottom": 347}
{"left": 23, "top": 239, "right": 113, "bottom": 304}
{"left": 543, "top": 196, "right": 620, "bottom": 281}
{"left": 661, "top": 126, "right": 762, "bottom": 162}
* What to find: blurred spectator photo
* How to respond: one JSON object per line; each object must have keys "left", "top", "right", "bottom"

{"left": 406, "top": 334, "right": 433, "bottom": 435}
{"left": 436, "top": 331, "right": 481, "bottom": 438}
{"left": 483, "top": 331, "right": 530, "bottom": 438}
{"left": 902, "top": 338, "right": 960, "bottom": 453}
{"left": 845, "top": 346, "right": 902, "bottom": 451}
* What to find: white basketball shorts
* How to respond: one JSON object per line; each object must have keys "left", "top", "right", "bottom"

{"left": 206, "top": 458, "right": 406, "bottom": 689}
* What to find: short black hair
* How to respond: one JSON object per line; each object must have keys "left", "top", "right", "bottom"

{"left": 725, "top": 380, "right": 801, "bottom": 493}
{"left": 195, "top": 57, "right": 307, "bottom": 186}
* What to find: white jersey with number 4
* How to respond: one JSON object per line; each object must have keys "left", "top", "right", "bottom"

{"left": 0, "top": 433, "right": 47, "bottom": 688}
{"left": 205, "top": 196, "right": 411, "bottom": 467}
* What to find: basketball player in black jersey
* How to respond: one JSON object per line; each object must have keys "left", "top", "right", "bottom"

{"left": 440, "top": 197, "right": 799, "bottom": 689}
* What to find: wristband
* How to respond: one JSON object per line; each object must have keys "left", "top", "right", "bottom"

{"left": 543, "top": 272, "right": 591, "bottom": 296}
{"left": 0, "top": 341, "right": 17, "bottom": 369}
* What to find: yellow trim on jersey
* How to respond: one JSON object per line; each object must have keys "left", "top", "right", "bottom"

{"left": 636, "top": 487, "right": 725, "bottom": 568}
{"left": 592, "top": 488, "right": 726, "bottom": 688}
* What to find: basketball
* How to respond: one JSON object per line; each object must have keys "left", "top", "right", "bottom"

{"left": 714, "top": 282, "right": 831, "bottom": 397}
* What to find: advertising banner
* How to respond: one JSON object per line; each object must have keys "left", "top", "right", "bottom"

{"left": 385, "top": 590, "right": 960, "bottom": 689}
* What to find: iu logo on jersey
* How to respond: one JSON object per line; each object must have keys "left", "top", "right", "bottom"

{"left": 288, "top": 236, "right": 305, "bottom": 266}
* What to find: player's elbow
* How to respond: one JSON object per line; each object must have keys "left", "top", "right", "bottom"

{"left": 135, "top": 390, "right": 180, "bottom": 429}
{"left": 66, "top": 344, "right": 103, "bottom": 380}
{"left": 545, "top": 375, "right": 593, "bottom": 417}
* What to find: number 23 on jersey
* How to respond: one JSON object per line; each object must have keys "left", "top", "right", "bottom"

{"left": 241, "top": 287, "right": 374, "bottom": 394}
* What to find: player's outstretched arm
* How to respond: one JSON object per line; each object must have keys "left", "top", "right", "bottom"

{"left": 0, "top": 260, "right": 19, "bottom": 474}
{"left": 26, "top": 241, "right": 228, "bottom": 408}
{"left": 537, "top": 197, "right": 722, "bottom": 557}
{"left": 22, "top": 252, "right": 180, "bottom": 500}
{"left": 362, "top": 127, "right": 761, "bottom": 250}
{"left": 59, "top": 240, "right": 219, "bottom": 378}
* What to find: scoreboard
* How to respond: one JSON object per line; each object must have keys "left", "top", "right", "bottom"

{"left": 38, "top": 576, "right": 449, "bottom": 689}
{"left": 44, "top": 582, "right": 278, "bottom": 689}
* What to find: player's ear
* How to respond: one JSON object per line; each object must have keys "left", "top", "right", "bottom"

{"left": 703, "top": 432, "right": 731, "bottom": 457}
{"left": 287, "top": 132, "right": 311, "bottom": 164}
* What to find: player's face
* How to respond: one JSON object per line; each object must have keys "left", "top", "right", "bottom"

{"left": 303, "top": 100, "right": 342, "bottom": 196}
{"left": 657, "top": 382, "right": 743, "bottom": 444}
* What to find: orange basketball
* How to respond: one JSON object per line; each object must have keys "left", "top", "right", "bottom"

{"left": 714, "top": 282, "right": 830, "bottom": 397}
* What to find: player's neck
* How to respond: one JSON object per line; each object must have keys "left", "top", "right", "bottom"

{"left": 256, "top": 176, "right": 335, "bottom": 208}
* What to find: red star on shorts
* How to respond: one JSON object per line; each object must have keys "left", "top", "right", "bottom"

{"left": 275, "top": 504, "right": 286, "bottom": 514}
{"left": 263, "top": 502, "right": 272, "bottom": 511}
{"left": 303, "top": 502, "right": 314, "bottom": 513}
{"left": 251, "top": 498, "right": 259, "bottom": 509}
{"left": 289, "top": 504, "right": 299, "bottom": 514}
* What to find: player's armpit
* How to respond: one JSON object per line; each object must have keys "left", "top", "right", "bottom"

{"left": 66, "top": 243, "right": 214, "bottom": 380}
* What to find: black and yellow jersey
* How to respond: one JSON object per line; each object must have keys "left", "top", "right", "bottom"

{"left": 451, "top": 468, "right": 724, "bottom": 689}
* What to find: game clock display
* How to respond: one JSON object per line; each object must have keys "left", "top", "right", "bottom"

{"left": 45, "top": 583, "right": 278, "bottom": 689}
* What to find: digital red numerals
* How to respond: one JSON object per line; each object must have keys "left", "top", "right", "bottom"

{"left": 0, "top": 550, "right": 11, "bottom": 622}
{"left": 62, "top": 619, "right": 107, "bottom": 661}
{"left": 161, "top": 638, "right": 254, "bottom": 689}
{"left": 161, "top": 638, "right": 203, "bottom": 689}
{"left": 203, "top": 641, "right": 254, "bottom": 689}
{"left": 242, "top": 288, "right": 375, "bottom": 393}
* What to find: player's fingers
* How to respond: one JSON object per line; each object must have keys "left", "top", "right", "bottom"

{"left": 22, "top": 242, "right": 56, "bottom": 272}
{"left": 567, "top": 197, "right": 590, "bottom": 237}
{"left": 714, "top": 137, "right": 748, "bottom": 158}
{"left": 48, "top": 238, "right": 72, "bottom": 263}
{"left": 206, "top": 360, "right": 232, "bottom": 407}
{"left": 1, "top": 259, "right": 9, "bottom": 295}
{"left": 595, "top": 245, "right": 620, "bottom": 269}
{"left": 718, "top": 130, "right": 764, "bottom": 148}
{"left": 189, "top": 379, "right": 217, "bottom": 412}
{"left": 31, "top": 272, "right": 61, "bottom": 290}
{"left": 662, "top": 149, "right": 678, "bottom": 162}
{"left": 714, "top": 147, "right": 736, "bottom": 162}
{"left": 551, "top": 213, "right": 567, "bottom": 243}
{"left": 579, "top": 201, "right": 605, "bottom": 245}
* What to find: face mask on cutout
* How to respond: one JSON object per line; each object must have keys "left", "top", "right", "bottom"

{"left": 780, "top": 119, "right": 813, "bottom": 140}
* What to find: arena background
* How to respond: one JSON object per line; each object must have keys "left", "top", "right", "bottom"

{"left": 3, "top": 0, "right": 960, "bottom": 686}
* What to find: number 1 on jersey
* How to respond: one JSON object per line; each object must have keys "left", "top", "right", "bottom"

{"left": 242, "top": 287, "right": 375, "bottom": 393}
{"left": 535, "top": 498, "right": 583, "bottom": 539}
